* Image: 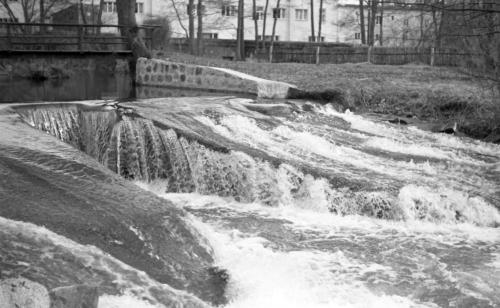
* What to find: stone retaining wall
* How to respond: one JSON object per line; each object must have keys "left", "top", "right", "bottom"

{"left": 135, "top": 58, "right": 297, "bottom": 99}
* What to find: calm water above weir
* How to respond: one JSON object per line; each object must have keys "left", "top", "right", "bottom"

{"left": 0, "top": 71, "right": 237, "bottom": 103}
{"left": 0, "top": 97, "right": 499, "bottom": 308}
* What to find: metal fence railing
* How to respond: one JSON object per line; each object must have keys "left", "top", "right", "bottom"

{"left": 0, "top": 22, "right": 158, "bottom": 52}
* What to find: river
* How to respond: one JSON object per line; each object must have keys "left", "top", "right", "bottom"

{"left": 0, "top": 96, "right": 499, "bottom": 308}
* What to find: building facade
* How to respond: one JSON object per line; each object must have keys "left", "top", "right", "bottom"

{"left": 0, "top": 0, "right": 434, "bottom": 47}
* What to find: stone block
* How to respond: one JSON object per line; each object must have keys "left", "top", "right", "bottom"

{"left": 0, "top": 277, "right": 50, "bottom": 308}
{"left": 49, "top": 285, "right": 99, "bottom": 308}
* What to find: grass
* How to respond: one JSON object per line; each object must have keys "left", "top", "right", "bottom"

{"left": 164, "top": 52, "right": 500, "bottom": 141}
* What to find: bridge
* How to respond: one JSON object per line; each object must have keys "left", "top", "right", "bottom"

{"left": 0, "top": 23, "right": 159, "bottom": 80}
{"left": 0, "top": 22, "right": 157, "bottom": 54}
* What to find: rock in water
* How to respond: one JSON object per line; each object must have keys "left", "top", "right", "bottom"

{"left": 49, "top": 285, "right": 99, "bottom": 308}
{"left": 0, "top": 278, "right": 50, "bottom": 308}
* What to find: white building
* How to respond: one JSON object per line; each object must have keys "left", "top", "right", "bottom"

{"left": 0, "top": 0, "right": 433, "bottom": 46}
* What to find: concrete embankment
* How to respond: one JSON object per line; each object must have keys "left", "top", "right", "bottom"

{"left": 135, "top": 57, "right": 298, "bottom": 99}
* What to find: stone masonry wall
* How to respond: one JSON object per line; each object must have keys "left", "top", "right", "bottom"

{"left": 135, "top": 58, "right": 297, "bottom": 99}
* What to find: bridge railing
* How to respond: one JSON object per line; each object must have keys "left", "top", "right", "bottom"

{"left": 0, "top": 23, "right": 158, "bottom": 52}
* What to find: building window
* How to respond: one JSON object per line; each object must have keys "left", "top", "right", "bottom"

{"left": 135, "top": 2, "right": 144, "bottom": 14}
{"left": 321, "top": 8, "right": 326, "bottom": 23}
{"left": 295, "top": 9, "right": 308, "bottom": 21}
{"left": 403, "top": 19, "right": 409, "bottom": 26}
{"left": 104, "top": 1, "right": 116, "bottom": 13}
{"left": 308, "top": 36, "right": 325, "bottom": 42}
{"left": 376, "top": 16, "right": 382, "bottom": 24}
{"left": 202, "top": 33, "right": 218, "bottom": 39}
{"left": 375, "top": 34, "right": 379, "bottom": 41}
{"left": 355, "top": 32, "right": 361, "bottom": 39}
{"left": 273, "top": 8, "right": 286, "bottom": 19}
{"left": 391, "top": 16, "right": 395, "bottom": 21}
{"left": 254, "top": 6, "right": 264, "bottom": 20}
{"left": 222, "top": 5, "right": 236, "bottom": 16}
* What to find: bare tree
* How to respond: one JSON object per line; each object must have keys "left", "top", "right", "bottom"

{"left": 253, "top": 0, "right": 259, "bottom": 47}
{"left": 316, "top": 0, "right": 324, "bottom": 64}
{"left": 261, "top": 0, "right": 269, "bottom": 51}
{"left": 116, "top": 0, "right": 150, "bottom": 59}
{"left": 359, "top": 0, "right": 366, "bottom": 44}
{"left": 188, "top": 0, "right": 195, "bottom": 54}
{"left": 269, "top": 0, "right": 281, "bottom": 62}
{"left": 236, "top": 0, "right": 244, "bottom": 60}
{"left": 367, "top": 0, "right": 379, "bottom": 46}
{"left": 197, "top": 0, "right": 203, "bottom": 55}
{"left": 169, "top": 0, "right": 188, "bottom": 38}
{"left": 379, "top": 0, "right": 383, "bottom": 45}
{"left": 310, "top": 0, "right": 315, "bottom": 42}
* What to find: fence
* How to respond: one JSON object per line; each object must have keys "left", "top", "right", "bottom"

{"left": 167, "top": 38, "right": 473, "bottom": 67}
{"left": 0, "top": 23, "right": 157, "bottom": 52}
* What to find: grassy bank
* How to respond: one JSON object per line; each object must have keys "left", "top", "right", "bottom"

{"left": 166, "top": 52, "right": 499, "bottom": 142}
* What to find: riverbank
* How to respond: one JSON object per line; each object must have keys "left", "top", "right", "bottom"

{"left": 165, "top": 52, "right": 499, "bottom": 143}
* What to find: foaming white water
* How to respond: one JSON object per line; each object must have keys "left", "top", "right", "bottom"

{"left": 398, "top": 184, "right": 500, "bottom": 227}
{"left": 316, "top": 104, "right": 500, "bottom": 159}
{"left": 187, "top": 214, "right": 435, "bottom": 308}
{"left": 99, "top": 295, "right": 161, "bottom": 308}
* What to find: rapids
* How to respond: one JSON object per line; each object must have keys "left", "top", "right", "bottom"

{"left": 1, "top": 97, "right": 499, "bottom": 308}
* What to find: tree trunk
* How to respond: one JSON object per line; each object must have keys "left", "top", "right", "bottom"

{"left": 379, "top": 0, "right": 383, "bottom": 46}
{"left": 39, "top": 0, "right": 44, "bottom": 34}
{"left": 170, "top": 0, "right": 189, "bottom": 38}
{"left": 316, "top": 0, "right": 323, "bottom": 64}
{"left": 269, "top": 0, "right": 281, "bottom": 62}
{"left": 359, "top": 0, "right": 366, "bottom": 44}
{"left": 253, "top": 0, "right": 259, "bottom": 51}
{"left": 368, "top": 0, "right": 378, "bottom": 46}
{"left": 310, "top": 0, "right": 315, "bottom": 42}
{"left": 0, "top": 1, "right": 18, "bottom": 22}
{"left": 197, "top": 0, "right": 203, "bottom": 56}
{"left": 188, "top": 0, "right": 195, "bottom": 54}
{"left": 261, "top": 0, "right": 269, "bottom": 50}
{"left": 79, "top": 0, "right": 88, "bottom": 25}
{"left": 97, "top": 0, "right": 104, "bottom": 34}
{"left": 236, "top": 0, "right": 245, "bottom": 60}
{"left": 116, "top": 0, "right": 150, "bottom": 59}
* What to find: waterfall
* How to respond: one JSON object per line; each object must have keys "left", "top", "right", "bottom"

{"left": 16, "top": 104, "right": 500, "bottom": 227}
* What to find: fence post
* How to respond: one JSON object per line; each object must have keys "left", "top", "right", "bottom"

{"left": 315, "top": 45, "right": 320, "bottom": 65}
{"left": 430, "top": 47, "right": 435, "bottom": 66}
{"left": 78, "top": 25, "right": 83, "bottom": 51}
{"left": 367, "top": 46, "right": 373, "bottom": 63}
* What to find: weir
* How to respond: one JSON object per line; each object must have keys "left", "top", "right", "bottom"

{"left": 1, "top": 97, "right": 500, "bottom": 308}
